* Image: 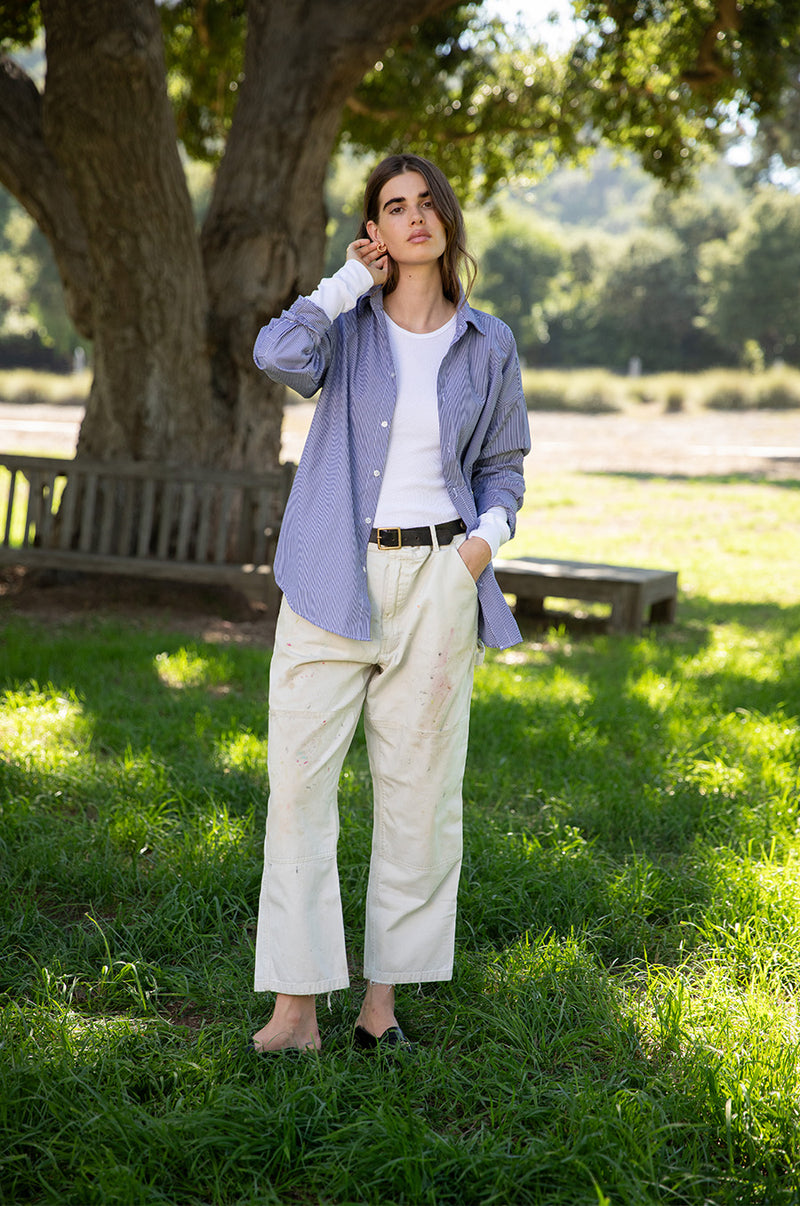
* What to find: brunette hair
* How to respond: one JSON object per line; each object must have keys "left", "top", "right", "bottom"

{"left": 357, "top": 153, "right": 477, "bottom": 303}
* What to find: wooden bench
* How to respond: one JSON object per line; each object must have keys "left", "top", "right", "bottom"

{"left": 0, "top": 454, "right": 295, "bottom": 606}
{"left": 494, "top": 556, "right": 678, "bottom": 634}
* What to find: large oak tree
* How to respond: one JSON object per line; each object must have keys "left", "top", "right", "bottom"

{"left": 1, "top": 0, "right": 798, "bottom": 473}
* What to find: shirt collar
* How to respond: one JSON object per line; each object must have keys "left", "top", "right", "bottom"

{"left": 367, "top": 286, "right": 487, "bottom": 338}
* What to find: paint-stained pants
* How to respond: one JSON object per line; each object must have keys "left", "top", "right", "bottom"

{"left": 254, "top": 535, "right": 481, "bottom": 994}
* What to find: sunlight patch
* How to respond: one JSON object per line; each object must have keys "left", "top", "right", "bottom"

{"left": 154, "top": 647, "right": 232, "bottom": 692}
{"left": 215, "top": 730, "right": 268, "bottom": 777}
{"left": 0, "top": 685, "right": 89, "bottom": 763}
{"left": 26, "top": 1009, "right": 160, "bottom": 1062}
{"left": 629, "top": 668, "right": 681, "bottom": 712}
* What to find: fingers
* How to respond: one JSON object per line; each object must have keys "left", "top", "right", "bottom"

{"left": 346, "top": 238, "right": 389, "bottom": 279}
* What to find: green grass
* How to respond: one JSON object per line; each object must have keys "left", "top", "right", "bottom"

{"left": 1, "top": 470, "right": 800, "bottom": 1205}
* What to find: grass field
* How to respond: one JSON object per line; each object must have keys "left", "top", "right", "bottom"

{"left": 2, "top": 466, "right": 800, "bottom": 1205}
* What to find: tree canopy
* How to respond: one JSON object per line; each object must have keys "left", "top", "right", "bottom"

{"left": 162, "top": 1, "right": 800, "bottom": 195}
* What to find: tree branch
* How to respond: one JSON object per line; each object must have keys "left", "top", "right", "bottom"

{"left": 0, "top": 52, "right": 93, "bottom": 337}
{"left": 682, "top": 0, "right": 741, "bottom": 88}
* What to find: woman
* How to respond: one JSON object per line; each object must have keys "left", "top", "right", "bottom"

{"left": 251, "top": 153, "right": 530, "bottom": 1054}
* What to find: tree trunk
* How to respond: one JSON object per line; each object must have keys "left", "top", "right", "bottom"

{"left": 201, "top": 0, "right": 459, "bottom": 472}
{"left": 41, "top": 0, "right": 213, "bottom": 465}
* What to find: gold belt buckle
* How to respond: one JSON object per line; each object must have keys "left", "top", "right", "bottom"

{"left": 376, "top": 527, "right": 402, "bottom": 549}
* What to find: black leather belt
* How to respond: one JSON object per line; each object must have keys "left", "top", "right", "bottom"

{"left": 369, "top": 518, "right": 466, "bottom": 549}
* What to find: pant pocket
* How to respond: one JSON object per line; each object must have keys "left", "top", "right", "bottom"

{"left": 449, "top": 541, "right": 479, "bottom": 592}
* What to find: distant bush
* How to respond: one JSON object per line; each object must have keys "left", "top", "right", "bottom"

{"left": 753, "top": 372, "right": 800, "bottom": 410}
{"left": 704, "top": 382, "right": 754, "bottom": 411}
{"left": 523, "top": 369, "right": 622, "bottom": 413}
{"left": 568, "top": 385, "right": 619, "bottom": 414}
{"left": 0, "top": 368, "right": 91, "bottom": 406}
{"left": 700, "top": 367, "right": 800, "bottom": 412}
{"left": 520, "top": 366, "right": 800, "bottom": 415}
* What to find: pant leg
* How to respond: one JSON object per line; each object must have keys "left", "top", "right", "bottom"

{"left": 361, "top": 537, "right": 480, "bottom": 984}
{"left": 254, "top": 599, "right": 377, "bottom": 994}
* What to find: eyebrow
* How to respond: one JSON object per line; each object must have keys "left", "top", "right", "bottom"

{"left": 382, "top": 189, "right": 431, "bottom": 211}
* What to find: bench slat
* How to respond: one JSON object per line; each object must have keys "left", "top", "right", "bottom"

{"left": 117, "top": 478, "right": 137, "bottom": 556}
{"left": 3, "top": 468, "right": 19, "bottom": 547}
{"left": 78, "top": 474, "right": 98, "bottom": 553}
{"left": 195, "top": 487, "right": 213, "bottom": 563}
{"left": 137, "top": 478, "right": 156, "bottom": 557}
{"left": 214, "top": 486, "right": 235, "bottom": 564}
{"left": 57, "top": 472, "right": 79, "bottom": 551}
{"left": 98, "top": 477, "right": 117, "bottom": 555}
{"left": 175, "top": 481, "right": 196, "bottom": 561}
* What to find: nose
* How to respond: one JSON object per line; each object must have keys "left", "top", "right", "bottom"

{"left": 410, "top": 205, "right": 425, "bottom": 223}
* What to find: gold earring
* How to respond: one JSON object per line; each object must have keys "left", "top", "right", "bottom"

{"left": 377, "top": 241, "right": 387, "bottom": 254}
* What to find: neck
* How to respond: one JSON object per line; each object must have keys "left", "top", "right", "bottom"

{"left": 383, "top": 264, "right": 456, "bottom": 333}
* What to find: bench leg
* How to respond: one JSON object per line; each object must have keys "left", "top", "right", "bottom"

{"left": 649, "top": 595, "right": 677, "bottom": 625}
{"left": 514, "top": 593, "right": 546, "bottom": 621}
{"left": 609, "top": 585, "right": 644, "bottom": 635}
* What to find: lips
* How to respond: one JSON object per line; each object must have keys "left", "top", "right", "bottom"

{"left": 408, "top": 232, "right": 430, "bottom": 243}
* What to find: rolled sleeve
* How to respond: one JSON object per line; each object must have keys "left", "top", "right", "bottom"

{"left": 253, "top": 298, "right": 336, "bottom": 397}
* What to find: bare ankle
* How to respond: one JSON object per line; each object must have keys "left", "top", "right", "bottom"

{"left": 253, "top": 993, "right": 320, "bottom": 1052}
{"left": 357, "top": 982, "right": 398, "bottom": 1037}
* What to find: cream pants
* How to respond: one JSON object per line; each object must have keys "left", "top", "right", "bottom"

{"left": 254, "top": 535, "right": 481, "bottom": 994}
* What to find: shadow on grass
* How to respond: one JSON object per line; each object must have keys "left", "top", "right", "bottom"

{"left": 1, "top": 593, "right": 798, "bottom": 991}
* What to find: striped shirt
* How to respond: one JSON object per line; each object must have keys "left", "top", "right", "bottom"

{"left": 253, "top": 283, "right": 530, "bottom": 649}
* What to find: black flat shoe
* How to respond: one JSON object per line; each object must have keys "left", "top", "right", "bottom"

{"left": 353, "top": 1024, "right": 416, "bottom": 1056}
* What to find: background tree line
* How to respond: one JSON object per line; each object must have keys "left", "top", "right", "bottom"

{"left": 326, "top": 148, "right": 800, "bottom": 375}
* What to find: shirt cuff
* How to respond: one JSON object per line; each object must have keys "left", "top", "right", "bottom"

{"left": 472, "top": 506, "right": 511, "bottom": 559}
{"left": 307, "top": 259, "right": 375, "bottom": 320}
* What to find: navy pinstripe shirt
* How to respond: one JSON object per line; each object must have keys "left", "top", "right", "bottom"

{"left": 254, "top": 285, "right": 530, "bottom": 649}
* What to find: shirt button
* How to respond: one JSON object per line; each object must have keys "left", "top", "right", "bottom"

{"left": 365, "top": 517, "right": 372, "bottom": 525}
{"left": 381, "top": 421, "right": 388, "bottom": 428}
{"left": 373, "top": 469, "right": 380, "bottom": 477}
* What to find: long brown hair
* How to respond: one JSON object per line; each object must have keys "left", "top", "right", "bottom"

{"left": 357, "top": 154, "right": 477, "bottom": 303}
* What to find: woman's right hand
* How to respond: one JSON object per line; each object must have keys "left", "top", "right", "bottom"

{"left": 347, "top": 238, "right": 388, "bottom": 286}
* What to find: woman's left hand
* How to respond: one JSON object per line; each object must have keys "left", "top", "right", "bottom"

{"left": 457, "top": 536, "right": 492, "bottom": 582}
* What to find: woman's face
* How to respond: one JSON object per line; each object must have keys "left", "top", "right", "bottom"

{"left": 367, "top": 170, "right": 447, "bottom": 268}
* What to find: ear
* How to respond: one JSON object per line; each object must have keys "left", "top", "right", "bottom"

{"left": 366, "top": 219, "right": 380, "bottom": 243}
